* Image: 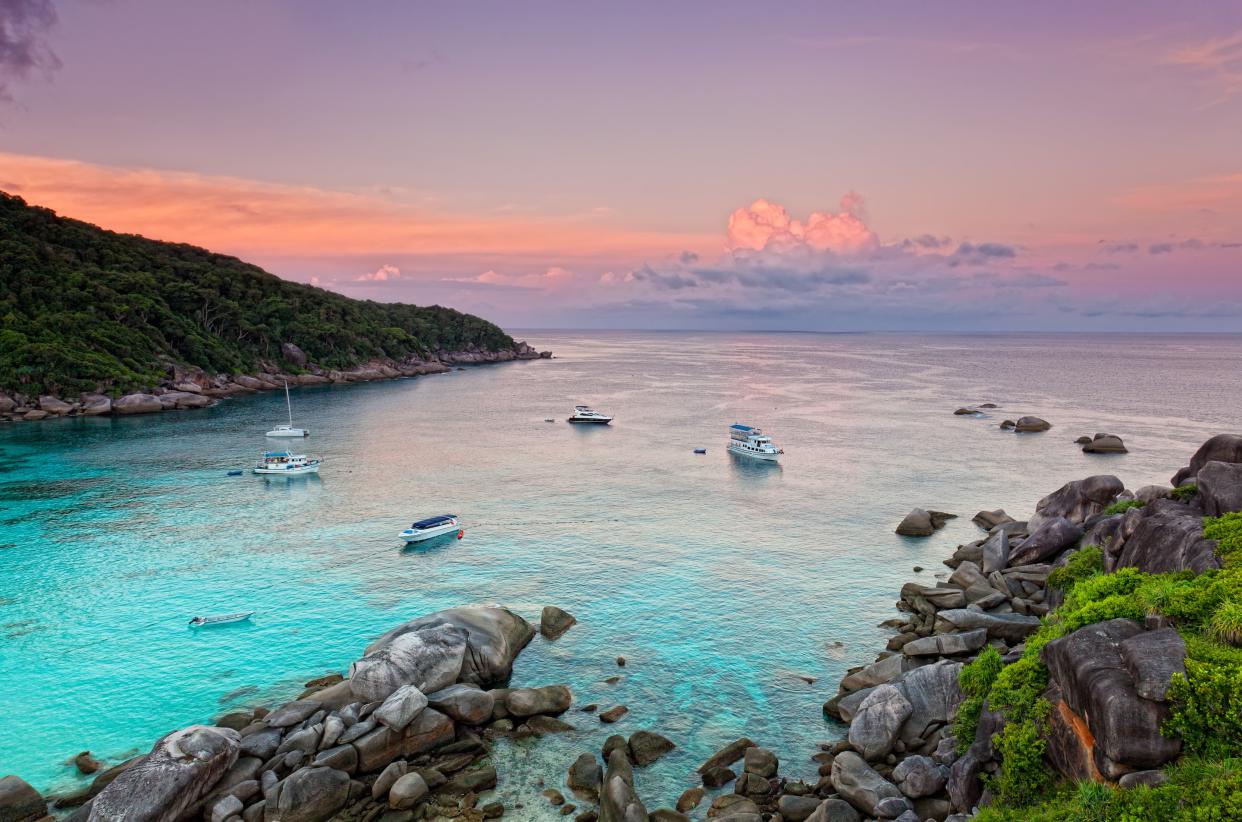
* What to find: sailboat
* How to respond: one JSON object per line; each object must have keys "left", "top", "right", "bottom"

{"left": 266, "top": 381, "right": 309, "bottom": 437}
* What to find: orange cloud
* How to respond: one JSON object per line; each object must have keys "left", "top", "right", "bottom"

{"left": 0, "top": 152, "right": 711, "bottom": 259}
{"left": 726, "top": 194, "right": 878, "bottom": 254}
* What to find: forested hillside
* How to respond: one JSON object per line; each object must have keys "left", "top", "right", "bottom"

{"left": 0, "top": 193, "right": 515, "bottom": 395}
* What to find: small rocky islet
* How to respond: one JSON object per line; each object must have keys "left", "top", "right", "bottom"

{"left": 5, "top": 436, "right": 1242, "bottom": 822}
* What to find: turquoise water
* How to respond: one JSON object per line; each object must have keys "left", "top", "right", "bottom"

{"left": 1, "top": 332, "right": 1240, "bottom": 812}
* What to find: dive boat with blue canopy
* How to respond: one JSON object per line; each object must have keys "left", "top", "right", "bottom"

{"left": 253, "top": 450, "right": 321, "bottom": 475}
{"left": 400, "top": 514, "right": 462, "bottom": 543}
{"left": 727, "top": 423, "right": 783, "bottom": 462}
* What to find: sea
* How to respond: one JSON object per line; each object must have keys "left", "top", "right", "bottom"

{"left": 1, "top": 331, "right": 1239, "bottom": 814}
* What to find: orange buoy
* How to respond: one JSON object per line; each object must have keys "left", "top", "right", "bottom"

{"left": 457, "top": 529, "right": 464, "bottom": 539}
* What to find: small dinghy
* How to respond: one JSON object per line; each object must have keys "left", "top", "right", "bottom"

{"left": 693, "top": 448, "right": 707, "bottom": 454}
{"left": 189, "top": 611, "right": 254, "bottom": 628}
{"left": 227, "top": 469, "right": 243, "bottom": 476}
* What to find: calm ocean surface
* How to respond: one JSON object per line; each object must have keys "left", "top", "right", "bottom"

{"left": 1, "top": 332, "right": 1240, "bottom": 811}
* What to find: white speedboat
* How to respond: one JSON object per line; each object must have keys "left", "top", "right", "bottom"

{"left": 253, "top": 450, "right": 321, "bottom": 475}
{"left": 266, "top": 381, "right": 308, "bottom": 438}
{"left": 400, "top": 515, "right": 461, "bottom": 543}
{"left": 727, "top": 424, "right": 783, "bottom": 461}
{"left": 189, "top": 612, "right": 253, "bottom": 628}
{"left": 567, "top": 405, "right": 613, "bottom": 424}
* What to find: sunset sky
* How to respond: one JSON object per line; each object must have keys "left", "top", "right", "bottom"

{"left": 2, "top": 0, "right": 1241, "bottom": 330}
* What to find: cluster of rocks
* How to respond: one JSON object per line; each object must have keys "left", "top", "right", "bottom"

{"left": 818, "top": 433, "right": 1242, "bottom": 819}
{"left": 560, "top": 730, "right": 677, "bottom": 822}
{"left": 1075, "top": 433, "right": 1127, "bottom": 454}
{"left": 998, "top": 416, "right": 1050, "bottom": 433}
{"left": 2, "top": 606, "right": 592, "bottom": 822}
{"left": 0, "top": 342, "right": 551, "bottom": 423}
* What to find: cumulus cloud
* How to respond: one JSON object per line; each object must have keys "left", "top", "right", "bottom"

{"left": 451, "top": 266, "right": 576, "bottom": 289}
{"left": 0, "top": 0, "right": 60, "bottom": 102}
{"left": 356, "top": 263, "right": 401, "bottom": 281}
{"left": 725, "top": 194, "right": 879, "bottom": 254}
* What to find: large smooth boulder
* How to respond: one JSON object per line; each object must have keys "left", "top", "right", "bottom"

{"left": 1115, "top": 504, "right": 1222, "bottom": 574}
{"left": 1120, "top": 627, "right": 1186, "bottom": 702}
{"left": 0, "top": 777, "right": 46, "bottom": 822}
{"left": 1083, "top": 434, "right": 1127, "bottom": 454}
{"left": 80, "top": 394, "right": 112, "bottom": 415}
{"left": 1197, "top": 461, "right": 1242, "bottom": 516}
{"left": 112, "top": 394, "right": 164, "bottom": 415}
{"left": 352, "top": 709, "right": 455, "bottom": 773}
{"left": 38, "top": 395, "right": 74, "bottom": 414}
{"left": 848, "top": 685, "right": 912, "bottom": 761}
{"left": 266, "top": 767, "right": 349, "bottom": 822}
{"left": 350, "top": 625, "right": 467, "bottom": 702}
{"left": 600, "top": 749, "right": 645, "bottom": 822}
{"left": 1172, "top": 434, "right": 1242, "bottom": 486}
{"left": 364, "top": 607, "right": 534, "bottom": 687}
{"left": 629, "top": 731, "right": 675, "bottom": 766}
{"left": 89, "top": 726, "right": 240, "bottom": 822}
{"left": 1014, "top": 416, "right": 1051, "bottom": 432}
{"left": 895, "top": 509, "right": 935, "bottom": 537}
{"left": 698, "top": 738, "right": 755, "bottom": 774}
{"left": 567, "top": 753, "right": 603, "bottom": 801}
{"left": 829, "top": 752, "right": 908, "bottom": 817}
{"left": 1028, "top": 475, "right": 1123, "bottom": 529}
{"left": 506, "top": 685, "right": 572, "bottom": 717}
{"left": 387, "top": 773, "right": 428, "bottom": 810}
{"left": 426, "top": 683, "right": 493, "bottom": 724}
{"left": 892, "top": 755, "right": 947, "bottom": 799}
{"left": 1041, "top": 619, "right": 1182, "bottom": 779}
{"left": 972, "top": 510, "right": 1015, "bottom": 530}
{"left": 1009, "top": 516, "right": 1083, "bottom": 566}
{"left": 901, "top": 628, "right": 986, "bottom": 657}
{"left": 894, "top": 660, "right": 965, "bottom": 746}
{"left": 805, "top": 798, "right": 859, "bottom": 822}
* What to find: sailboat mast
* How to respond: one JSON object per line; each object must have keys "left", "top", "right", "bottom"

{"left": 284, "top": 380, "right": 293, "bottom": 426}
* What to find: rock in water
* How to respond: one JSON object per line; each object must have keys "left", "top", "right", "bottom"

{"left": 697, "top": 737, "right": 755, "bottom": 773}
{"left": 895, "top": 509, "right": 934, "bottom": 537}
{"left": 567, "top": 753, "right": 603, "bottom": 801}
{"left": 0, "top": 776, "right": 46, "bottom": 822}
{"left": 90, "top": 726, "right": 240, "bottom": 822}
{"left": 972, "top": 509, "right": 1015, "bottom": 530}
{"left": 1083, "top": 434, "right": 1127, "bottom": 453}
{"left": 364, "top": 606, "right": 535, "bottom": 687}
{"left": 1014, "top": 416, "right": 1051, "bottom": 432}
{"left": 350, "top": 624, "right": 468, "bottom": 702}
{"left": 541, "top": 606, "right": 577, "bottom": 639}
{"left": 507, "top": 685, "right": 573, "bottom": 717}
{"left": 743, "top": 747, "right": 778, "bottom": 778}
{"left": 628, "top": 731, "right": 675, "bottom": 766}
{"left": 268, "top": 767, "right": 350, "bottom": 822}
{"left": 1027, "top": 475, "right": 1124, "bottom": 529}
{"left": 599, "top": 749, "right": 645, "bottom": 822}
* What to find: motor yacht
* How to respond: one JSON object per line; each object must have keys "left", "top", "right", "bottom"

{"left": 727, "top": 424, "right": 783, "bottom": 461}
{"left": 400, "top": 515, "right": 462, "bottom": 543}
{"left": 253, "top": 450, "right": 321, "bottom": 475}
{"left": 567, "top": 405, "right": 613, "bottom": 424}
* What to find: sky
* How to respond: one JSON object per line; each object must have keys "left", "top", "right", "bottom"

{"left": 1, "top": 1, "right": 1241, "bottom": 331}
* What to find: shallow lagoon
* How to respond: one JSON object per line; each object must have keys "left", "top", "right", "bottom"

{"left": 1, "top": 331, "right": 1239, "bottom": 813}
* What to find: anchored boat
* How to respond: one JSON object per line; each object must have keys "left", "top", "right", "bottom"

{"left": 253, "top": 450, "right": 321, "bottom": 475}
{"left": 400, "top": 515, "right": 463, "bottom": 543}
{"left": 189, "top": 612, "right": 254, "bottom": 627}
{"left": 567, "top": 405, "right": 613, "bottom": 424}
{"left": 266, "top": 381, "right": 308, "bottom": 438}
{"left": 727, "top": 423, "right": 783, "bottom": 462}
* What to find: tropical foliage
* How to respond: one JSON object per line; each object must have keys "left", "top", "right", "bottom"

{"left": 0, "top": 193, "right": 514, "bottom": 395}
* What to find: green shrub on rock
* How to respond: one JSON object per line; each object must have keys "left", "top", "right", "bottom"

{"left": 1104, "top": 499, "right": 1145, "bottom": 516}
{"left": 1205, "top": 512, "right": 1242, "bottom": 560}
{"left": 1170, "top": 484, "right": 1198, "bottom": 503}
{"left": 955, "top": 645, "right": 1005, "bottom": 752}
{"left": 1047, "top": 546, "right": 1104, "bottom": 593}
{"left": 1166, "top": 659, "right": 1242, "bottom": 758}
{"left": 992, "top": 705, "right": 1052, "bottom": 807}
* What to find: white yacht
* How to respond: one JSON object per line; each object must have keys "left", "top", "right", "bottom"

{"left": 400, "top": 515, "right": 462, "bottom": 543}
{"left": 266, "top": 381, "right": 308, "bottom": 438}
{"left": 727, "top": 424, "right": 783, "bottom": 461}
{"left": 567, "top": 405, "right": 613, "bottom": 424}
{"left": 253, "top": 450, "right": 321, "bottom": 475}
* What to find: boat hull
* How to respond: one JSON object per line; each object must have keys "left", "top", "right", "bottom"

{"left": 727, "top": 443, "right": 781, "bottom": 461}
{"left": 567, "top": 417, "right": 612, "bottom": 424}
{"left": 400, "top": 523, "right": 461, "bottom": 543}
{"left": 265, "top": 430, "right": 308, "bottom": 438}
{"left": 253, "top": 464, "right": 320, "bottom": 475}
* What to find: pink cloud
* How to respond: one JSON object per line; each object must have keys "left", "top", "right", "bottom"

{"left": 356, "top": 264, "right": 401, "bottom": 281}
{"left": 726, "top": 194, "right": 879, "bottom": 254}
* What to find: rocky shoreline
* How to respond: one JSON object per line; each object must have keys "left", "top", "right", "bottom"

{"left": 0, "top": 341, "right": 551, "bottom": 423}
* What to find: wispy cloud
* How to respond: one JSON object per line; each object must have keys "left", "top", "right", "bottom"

{"left": 1164, "top": 29, "right": 1242, "bottom": 106}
